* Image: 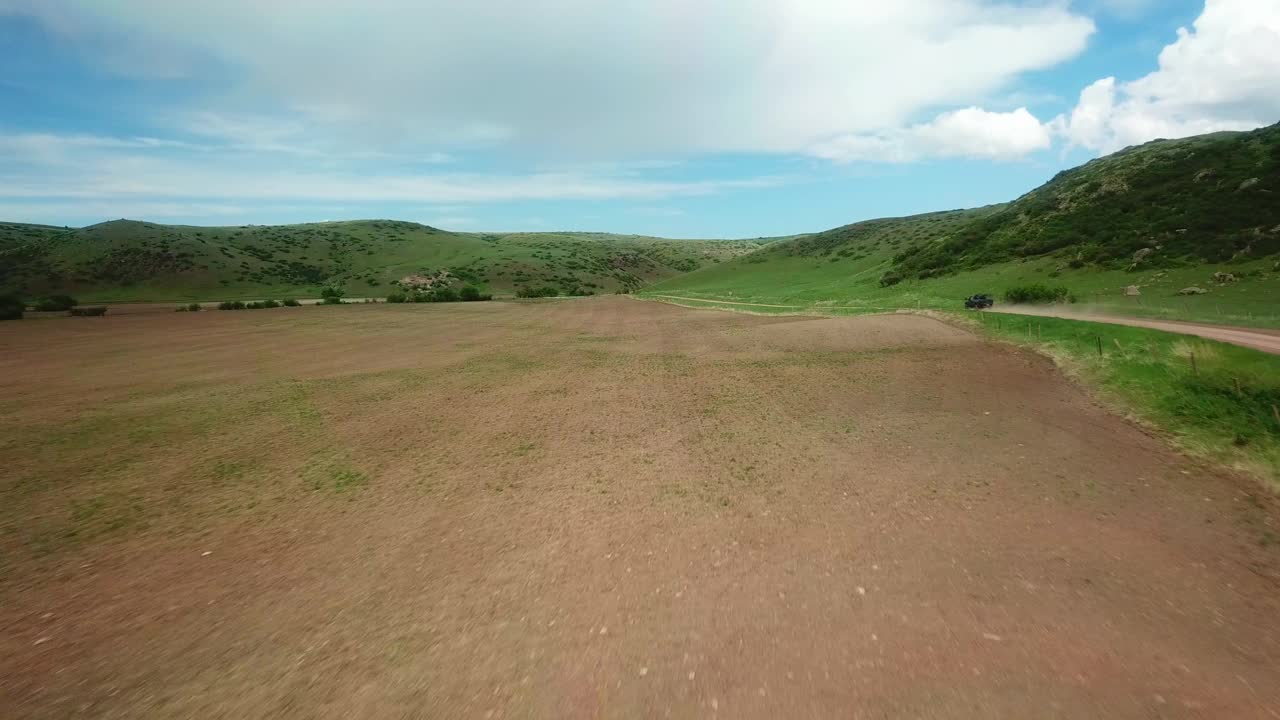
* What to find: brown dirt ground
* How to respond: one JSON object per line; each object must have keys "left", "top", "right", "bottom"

{"left": 2, "top": 297, "right": 1279, "bottom": 719}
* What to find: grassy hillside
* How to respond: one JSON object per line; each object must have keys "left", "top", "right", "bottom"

{"left": 891, "top": 123, "right": 1280, "bottom": 282}
{"left": 0, "top": 220, "right": 777, "bottom": 301}
{"left": 648, "top": 124, "right": 1280, "bottom": 328}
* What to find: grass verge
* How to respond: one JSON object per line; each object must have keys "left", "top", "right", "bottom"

{"left": 964, "top": 311, "right": 1280, "bottom": 486}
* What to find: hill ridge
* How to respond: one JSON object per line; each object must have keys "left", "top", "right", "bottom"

{"left": 0, "top": 219, "right": 782, "bottom": 301}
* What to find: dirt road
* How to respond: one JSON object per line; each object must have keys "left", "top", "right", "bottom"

{"left": 2, "top": 298, "right": 1278, "bottom": 718}
{"left": 989, "top": 305, "right": 1280, "bottom": 355}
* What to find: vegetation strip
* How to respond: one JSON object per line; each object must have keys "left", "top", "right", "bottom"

{"left": 966, "top": 312, "right": 1280, "bottom": 484}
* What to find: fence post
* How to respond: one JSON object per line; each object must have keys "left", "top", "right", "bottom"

{"left": 1190, "top": 351, "right": 1198, "bottom": 375}
{"left": 1096, "top": 336, "right": 1103, "bottom": 358}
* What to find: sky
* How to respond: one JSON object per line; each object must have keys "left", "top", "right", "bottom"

{"left": 1, "top": 0, "right": 1277, "bottom": 237}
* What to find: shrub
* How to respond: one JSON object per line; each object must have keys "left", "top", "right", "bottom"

{"left": 0, "top": 294, "right": 24, "bottom": 320}
{"left": 459, "top": 285, "right": 492, "bottom": 301}
{"left": 262, "top": 299, "right": 280, "bottom": 308}
{"left": 188, "top": 303, "right": 202, "bottom": 312}
{"left": 282, "top": 298, "right": 301, "bottom": 307}
{"left": 69, "top": 306, "right": 107, "bottom": 317}
{"left": 245, "top": 301, "right": 265, "bottom": 309}
{"left": 386, "top": 291, "right": 408, "bottom": 303}
{"left": 433, "top": 287, "right": 460, "bottom": 303}
{"left": 879, "top": 272, "right": 903, "bottom": 288}
{"left": 1004, "top": 284, "right": 1072, "bottom": 304}
{"left": 218, "top": 300, "right": 246, "bottom": 310}
{"left": 320, "top": 287, "right": 345, "bottom": 304}
{"left": 34, "top": 295, "right": 78, "bottom": 312}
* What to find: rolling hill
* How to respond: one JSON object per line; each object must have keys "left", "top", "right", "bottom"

{"left": 648, "top": 123, "right": 1280, "bottom": 328}
{"left": 0, "top": 220, "right": 781, "bottom": 301}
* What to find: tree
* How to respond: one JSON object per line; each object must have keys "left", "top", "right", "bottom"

{"left": 320, "top": 286, "right": 345, "bottom": 304}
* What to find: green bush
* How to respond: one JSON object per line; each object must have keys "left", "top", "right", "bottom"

{"left": 879, "top": 272, "right": 903, "bottom": 288}
{"left": 282, "top": 298, "right": 300, "bottom": 307}
{"left": 218, "top": 300, "right": 246, "bottom": 310}
{"left": 188, "top": 303, "right": 202, "bottom": 312}
{"left": 262, "top": 299, "right": 280, "bottom": 308}
{"left": 69, "top": 306, "right": 107, "bottom": 317}
{"left": 1004, "top": 284, "right": 1072, "bottom": 304}
{"left": 245, "top": 301, "right": 265, "bottom": 309}
{"left": 0, "top": 294, "right": 24, "bottom": 320}
{"left": 386, "top": 291, "right": 407, "bottom": 303}
{"left": 320, "top": 287, "right": 345, "bottom": 304}
{"left": 433, "top": 287, "right": 460, "bottom": 303}
{"left": 459, "top": 285, "right": 482, "bottom": 301}
{"left": 34, "top": 295, "right": 78, "bottom": 312}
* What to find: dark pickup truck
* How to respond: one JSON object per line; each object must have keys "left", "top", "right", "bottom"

{"left": 964, "top": 294, "right": 994, "bottom": 309}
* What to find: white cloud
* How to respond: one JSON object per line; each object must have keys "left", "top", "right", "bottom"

{"left": 810, "top": 107, "right": 1052, "bottom": 163}
{"left": 6, "top": 0, "right": 1095, "bottom": 158}
{"left": 0, "top": 132, "right": 784, "bottom": 204}
{"left": 1054, "top": 0, "right": 1280, "bottom": 153}
{"left": 0, "top": 200, "right": 255, "bottom": 221}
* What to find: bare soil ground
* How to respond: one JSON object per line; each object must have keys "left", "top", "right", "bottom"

{"left": 2, "top": 297, "right": 1279, "bottom": 719}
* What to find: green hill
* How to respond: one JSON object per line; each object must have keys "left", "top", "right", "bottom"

{"left": 889, "top": 123, "right": 1280, "bottom": 282}
{"left": 648, "top": 124, "right": 1280, "bottom": 328}
{"left": 0, "top": 220, "right": 779, "bottom": 301}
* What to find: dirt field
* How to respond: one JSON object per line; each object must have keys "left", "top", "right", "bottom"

{"left": 2, "top": 298, "right": 1279, "bottom": 719}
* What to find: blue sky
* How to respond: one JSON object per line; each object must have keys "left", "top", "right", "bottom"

{"left": 1, "top": 0, "right": 1276, "bottom": 237}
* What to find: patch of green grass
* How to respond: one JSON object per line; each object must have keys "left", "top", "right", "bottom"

{"left": 510, "top": 442, "right": 541, "bottom": 458}
{"left": 304, "top": 456, "right": 369, "bottom": 494}
{"left": 967, "top": 312, "right": 1280, "bottom": 483}
{"left": 647, "top": 248, "right": 1280, "bottom": 328}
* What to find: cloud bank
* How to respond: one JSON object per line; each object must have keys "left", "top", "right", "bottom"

{"left": 3, "top": 0, "right": 1095, "bottom": 157}
{"left": 1, "top": 0, "right": 1278, "bottom": 226}
{"left": 1054, "top": 0, "right": 1280, "bottom": 153}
